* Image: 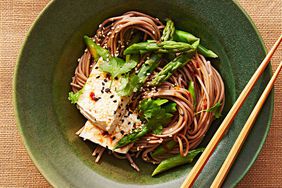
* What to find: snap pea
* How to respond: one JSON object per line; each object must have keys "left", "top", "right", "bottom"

{"left": 83, "top": 35, "right": 110, "bottom": 61}
{"left": 197, "top": 44, "right": 218, "bottom": 58}
{"left": 174, "top": 30, "right": 199, "bottom": 43}
{"left": 152, "top": 148, "right": 205, "bottom": 176}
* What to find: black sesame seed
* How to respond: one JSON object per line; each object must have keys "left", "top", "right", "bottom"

{"left": 114, "top": 77, "right": 118, "bottom": 80}
{"left": 121, "top": 99, "right": 124, "bottom": 102}
{"left": 110, "top": 95, "right": 114, "bottom": 98}
{"left": 113, "top": 110, "right": 116, "bottom": 114}
{"left": 120, "top": 130, "right": 125, "bottom": 135}
{"left": 102, "top": 82, "right": 105, "bottom": 86}
{"left": 128, "top": 122, "right": 131, "bottom": 125}
{"left": 96, "top": 75, "right": 100, "bottom": 79}
{"left": 105, "top": 88, "right": 111, "bottom": 93}
{"left": 104, "top": 79, "right": 107, "bottom": 82}
{"left": 121, "top": 119, "right": 124, "bottom": 123}
{"left": 95, "top": 66, "right": 99, "bottom": 69}
{"left": 113, "top": 100, "right": 117, "bottom": 103}
{"left": 112, "top": 136, "right": 116, "bottom": 140}
{"left": 93, "top": 97, "right": 101, "bottom": 101}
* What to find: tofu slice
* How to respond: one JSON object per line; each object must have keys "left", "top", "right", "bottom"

{"left": 77, "top": 58, "right": 130, "bottom": 134}
{"left": 79, "top": 112, "right": 142, "bottom": 154}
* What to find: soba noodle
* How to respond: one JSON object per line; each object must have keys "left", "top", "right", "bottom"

{"left": 70, "top": 11, "right": 225, "bottom": 169}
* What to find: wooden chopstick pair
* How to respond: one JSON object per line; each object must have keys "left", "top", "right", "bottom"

{"left": 181, "top": 35, "right": 282, "bottom": 188}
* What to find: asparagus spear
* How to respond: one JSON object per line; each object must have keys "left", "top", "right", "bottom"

{"left": 150, "top": 53, "right": 194, "bottom": 86}
{"left": 123, "top": 40, "right": 199, "bottom": 55}
{"left": 84, "top": 36, "right": 110, "bottom": 61}
{"left": 161, "top": 19, "right": 175, "bottom": 41}
{"left": 137, "top": 54, "right": 161, "bottom": 83}
{"left": 113, "top": 125, "right": 149, "bottom": 149}
{"left": 152, "top": 148, "right": 205, "bottom": 176}
{"left": 118, "top": 18, "right": 174, "bottom": 96}
{"left": 173, "top": 30, "right": 218, "bottom": 58}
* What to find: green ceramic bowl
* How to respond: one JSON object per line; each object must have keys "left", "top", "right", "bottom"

{"left": 14, "top": 0, "right": 273, "bottom": 187}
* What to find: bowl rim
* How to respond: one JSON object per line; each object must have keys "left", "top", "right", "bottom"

{"left": 13, "top": 0, "right": 274, "bottom": 187}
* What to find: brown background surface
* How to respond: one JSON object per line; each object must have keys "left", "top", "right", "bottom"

{"left": 0, "top": 0, "right": 281, "bottom": 187}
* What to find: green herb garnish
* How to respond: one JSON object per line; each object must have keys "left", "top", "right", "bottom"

{"left": 114, "top": 98, "right": 177, "bottom": 149}
{"left": 99, "top": 57, "right": 137, "bottom": 79}
{"left": 68, "top": 89, "right": 83, "bottom": 104}
{"left": 195, "top": 102, "right": 222, "bottom": 118}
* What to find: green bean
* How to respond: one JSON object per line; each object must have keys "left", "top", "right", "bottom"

{"left": 152, "top": 148, "right": 205, "bottom": 176}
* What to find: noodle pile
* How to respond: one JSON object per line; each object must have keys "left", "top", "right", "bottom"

{"left": 71, "top": 11, "right": 225, "bottom": 170}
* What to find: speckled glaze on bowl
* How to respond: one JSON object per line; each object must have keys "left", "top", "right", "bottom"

{"left": 14, "top": 0, "right": 273, "bottom": 187}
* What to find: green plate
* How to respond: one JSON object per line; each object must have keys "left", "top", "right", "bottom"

{"left": 14, "top": 0, "right": 273, "bottom": 187}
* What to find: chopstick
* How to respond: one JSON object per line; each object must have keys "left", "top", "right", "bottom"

{"left": 181, "top": 34, "right": 282, "bottom": 188}
{"left": 211, "top": 61, "right": 282, "bottom": 188}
